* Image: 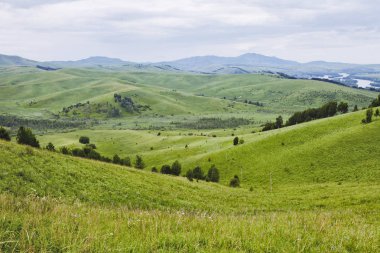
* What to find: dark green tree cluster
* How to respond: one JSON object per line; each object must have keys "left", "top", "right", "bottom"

{"left": 186, "top": 165, "right": 220, "bottom": 183}
{"left": 16, "top": 126, "right": 40, "bottom": 148}
{"left": 369, "top": 94, "right": 380, "bottom": 108}
{"left": 262, "top": 116, "right": 284, "bottom": 131}
{"left": 337, "top": 102, "right": 349, "bottom": 113}
{"left": 286, "top": 101, "right": 338, "bottom": 126}
{"left": 0, "top": 127, "right": 11, "bottom": 141}
{"left": 160, "top": 160, "right": 182, "bottom": 176}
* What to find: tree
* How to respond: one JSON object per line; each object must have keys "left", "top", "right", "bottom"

{"left": 275, "top": 116, "right": 283, "bottom": 129}
{"left": 160, "top": 164, "right": 171, "bottom": 174}
{"left": 151, "top": 167, "right": 158, "bottom": 173}
{"left": 233, "top": 137, "right": 239, "bottom": 146}
{"left": 79, "top": 136, "right": 90, "bottom": 144}
{"left": 121, "top": 157, "right": 131, "bottom": 166}
{"left": 207, "top": 165, "right": 220, "bottom": 183}
{"left": 375, "top": 109, "right": 380, "bottom": 117}
{"left": 171, "top": 160, "right": 182, "bottom": 176}
{"left": 337, "top": 102, "right": 349, "bottom": 114}
{"left": 364, "top": 108, "right": 373, "bottom": 123}
{"left": 229, "top": 175, "right": 240, "bottom": 188}
{"left": 193, "top": 166, "right": 204, "bottom": 180}
{"left": 60, "top": 146, "right": 70, "bottom": 155}
{"left": 186, "top": 170, "right": 194, "bottom": 181}
{"left": 16, "top": 127, "right": 40, "bottom": 148}
{"left": 0, "top": 127, "right": 11, "bottom": 141}
{"left": 135, "top": 155, "right": 145, "bottom": 169}
{"left": 113, "top": 154, "right": 121, "bottom": 164}
{"left": 262, "top": 122, "right": 275, "bottom": 131}
{"left": 46, "top": 142, "right": 55, "bottom": 151}
{"left": 353, "top": 105, "right": 358, "bottom": 112}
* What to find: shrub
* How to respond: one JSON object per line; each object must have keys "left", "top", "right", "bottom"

{"left": 60, "top": 146, "right": 70, "bottom": 155}
{"left": 46, "top": 142, "right": 55, "bottom": 151}
{"left": 72, "top": 148, "right": 85, "bottom": 157}
{"left": 171, "top": 160, "right": 182, "bottom": 176}
{"left": 151, "top": 167, "right": 158, "bottom": 173}
{"left": 86, "top": 143, "right": 97, "bottom": 149}
{"left": 0, "top": 127, "right": 11, "bottom": 141}
{"left": 160, "top": 165, "right": 172, "bottom": 175}
{"left": 275, "top": 116, "right": 283, "bottom": 129}
{"left": 207, "top": 165, "right": 220, "bottom": 183}
{"left": 229, "top": 175, "right": 240, "bottom": 188}
{"left": 121, "top": 157, "right": 131, "bottom": 166}
{"left": 353, "top": 105, "right": 358, "bottom": 112}
{"left": 363, "top": 108, "right": 373, "bottom": 123}
{"left": 233, "top": 137, "right": 239, "bottom": 146}
{"left": 338, "top": 102, "right": 349, "bottom": 113}
{"left": 193, "top": 166, "right": 204, "bottom": 180}
{"left": 375, "top": 109, "right": 380, "bottom": 117}
{"left": 186, "top": 170, "right": 194, "bottom": 181}
{"left": 16, "top": 127, "right": 40, "bottom": 148}
{"left": 113, "top": 154, "right": 121, "bottom": 164}
{"left": 79, "top": 136, "right": 90, "bottom": 144}
{"left": 239, "top": 139, "right": 245, "bottom": 145}
{"left": 135, "top": 155, "right": 145, "bottom": 169}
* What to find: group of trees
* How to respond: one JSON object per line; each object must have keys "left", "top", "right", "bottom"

{"left": 0, "top": 127, "right": 11, "bottom": 141}
{"left": 362, "top": 108, "right": 380, "bottom": 124}
{"left": 262, "top": 101, "right": 350, "bottom": 132}
{"left": 158, "top": 160, "right": 182, "bottom": 176}
{"left": 185, "top": 165, "right": 220, "bottom": 183}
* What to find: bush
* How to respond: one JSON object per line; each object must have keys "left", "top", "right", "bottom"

{"left": 338, "top": 102, "right": 349, "bottom": 113}
{"left": 193, "top": 166, "right": 204, "bottom": 180}
{"left": 113, "top": 154, "right": 121, "bottom": 164}
{"left": 233, "top": 137, "right": 239, "bottom": 146}
{"left": 121, "top": 157, "right": 131, "bottom": 166}
{"left": 135, "top": 155, "right": 145, "bottom": 169}
{"left": 207, "top": 165, "right": 220, "bottom": 183}
{"left": 160, "top": 165, "right": 172, "bottom": 175}
{"left": 0, "top": 127, "right": 11, "bottom": 141}
{"left": 151, "top": 167, "right": 158, "bottom": 173}
{"left": 186, "top": 170, "right": 194, "bottom": 181}
{"left": 171, "top": 160, "right": 182, "bottom": 176}
{"left": 72, "top": 148, "right": 85, "bottom": 157}
{"left": 375, "top": 109, "right": 380, "bottom": 117}
{"left": 363, "top": 108, "right": 373, "bottom": 123}
{"left": 239, "top": 139, "right": 245, "bottom": 145}
{"left": 16, "top": 127, "right": 40, "bottom": 148}
{"left": 60, "top": 146, "right": 70, "bottom": 155}
{"left": 229, "top": 175, "right": 240, "bottom": 188}
{"left": 79, "top": 136, "right": 90, "bottom": 144}
{"left": 46, "top": 142, "right": 55, "bottom": 151}
{"left": 353, "top": 105, "right": 358, "bottom": 112}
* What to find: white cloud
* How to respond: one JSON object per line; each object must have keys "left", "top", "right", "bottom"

{"left": 0, "top": 0, "right": 379, "bottom": 63}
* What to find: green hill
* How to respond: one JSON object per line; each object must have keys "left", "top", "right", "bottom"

{"left": 0, "top": 67, "right": 377, "bottom": 126}
{"left": 0, "top": 110, "right": 379, "bottom": 252}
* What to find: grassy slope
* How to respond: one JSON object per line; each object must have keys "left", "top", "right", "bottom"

{"left": 1, "top": 112, "right": 380, "bottom": 251}
{"left": 0, "top": 67, "right": 376, "bottom": 122}
{"left": 39, "top": 109, "right": 380, "bottom": 190}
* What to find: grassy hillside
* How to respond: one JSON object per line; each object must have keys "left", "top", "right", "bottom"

{"left": 39, "top": 109, "right": 380, "bottom": 188}
{"left": 0, "top": 67, "right": 377, "bottom": 126}
{"left": 0, "top": 110, "right": 379, "bottom": 251}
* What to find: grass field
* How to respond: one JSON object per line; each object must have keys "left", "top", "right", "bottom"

{"left": 1, "top": 67, "right": 380, "bottom": 252}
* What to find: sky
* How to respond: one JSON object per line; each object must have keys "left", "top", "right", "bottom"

{"left": 0, "top": 0, "right": 379, "bottom": 63}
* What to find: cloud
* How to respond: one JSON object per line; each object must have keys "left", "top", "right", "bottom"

{"left": 0, "top": 0, "right": 379, "bottom": 63}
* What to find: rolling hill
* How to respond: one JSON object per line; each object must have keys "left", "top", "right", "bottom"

{"left": 0, "top": 109, "right": 379, "bottom": 251}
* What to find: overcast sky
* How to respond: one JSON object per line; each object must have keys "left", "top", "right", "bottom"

{"left": 0, "top": 0, "right": 379, "bottom": 63}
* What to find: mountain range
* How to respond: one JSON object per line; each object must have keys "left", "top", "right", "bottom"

{"left": 1, "top": 52, "right": 380, "bottom": 77}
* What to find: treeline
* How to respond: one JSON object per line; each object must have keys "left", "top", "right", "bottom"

{"left": 175, "top": 117, "right": 251, "bottom": 129}
{"left": 0, "top": 115, "right": 94, "bottom": 130}
{"left": 262, "top": 101, "right": 349, "bottom": 131}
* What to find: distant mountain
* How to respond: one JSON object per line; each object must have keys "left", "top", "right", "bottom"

{"left": 160, "top": 53, "right": 299, "bottom": 73}
{"left": 46, "top": 56, "right": 132, "bottom": 67}
{"left": 0, "top": 54, "right": 37, "bottom": 66}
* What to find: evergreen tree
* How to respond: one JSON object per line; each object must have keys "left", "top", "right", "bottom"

{"left": 233, "top": 137, "right": 239, "bottom": 146}
{"left": 135, "top": 155, "right": 145, "bottom": 169}
{"left": 275, "top": 116, "right": 283, "bottom": 129}
{"left": 121, "top": 157, "right": 131, "bottom": 166}
{"left": 113, "top": 154, "right": 121, "bottom": 164}
{"left": 171, "top": 160, "right": 182, "bottom": 176}
{"left": 229, "top": 175, "right": 240, "bottom": 188}
{"left": 207, "top": 165, "right": 220, "bottom": 183}
{"left": 193, "top": 166, "right": 204, "bottom": 180}
{"left": 365, "top": 108, "right": 373, "bottom": 123}
{"left": 16, "top": 127, "right": 40, "bottom": 148}
{"left": 337, "top": 102, "right": 349, "bottom": 113}
{"left": 186, "top": 170, "right": 194, "bottom": 181}
{"left": 160, "top": 164, "right": 171, "bottom": 174}
{"left": 0, "top": 127, "right": 11, "bottom": 141}
{"left": 46, "top": 142, "right": 55, "bottom": 151}
{"left": 353, "top": 105, "right": 358, "bottom": 112}
{"left": 375, "top": 109, "right": 380, "bottom": 117}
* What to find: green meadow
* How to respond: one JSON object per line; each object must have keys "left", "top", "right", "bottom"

{"left": 1, "top": 67, "right": 379, "bottom": 252}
